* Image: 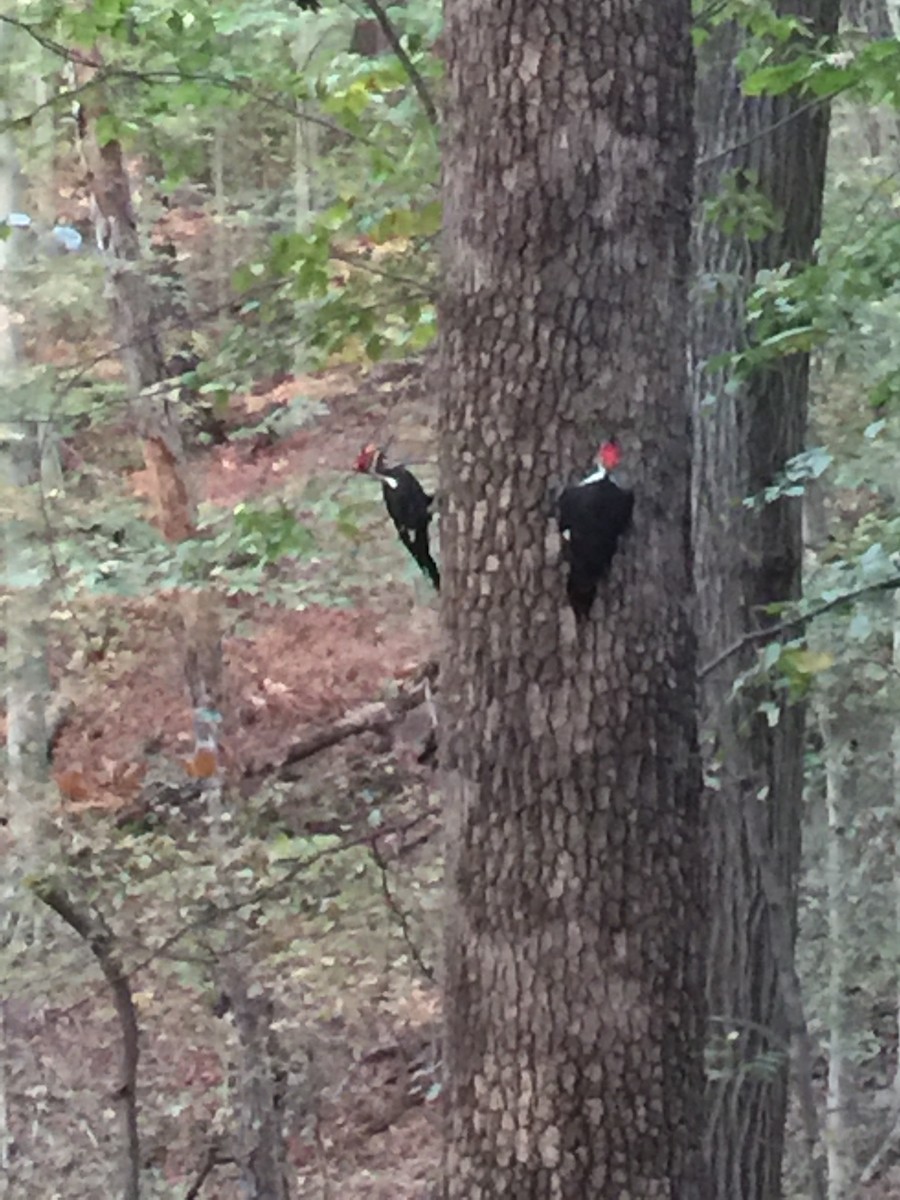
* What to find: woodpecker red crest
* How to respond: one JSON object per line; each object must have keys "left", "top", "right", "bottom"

{"left": 599, "top": 438, "right": 622, "bottom": 472}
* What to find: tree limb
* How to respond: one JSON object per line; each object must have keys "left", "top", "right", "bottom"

{"left": 697, "top": 576, "right": 900, "bottom": 680}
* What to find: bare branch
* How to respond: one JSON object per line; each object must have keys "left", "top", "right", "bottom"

{"left": 369, "top": 834, "right": 435, "bottom": 981}
{"left": 184, "top": 1146, "right": 234, "bottom": 1200}
{"left": 360, "top": 0, "right": 439, "bottom": 126}
{"left": 696, "top": 94, "right": 845, "bottom": 172}
{"left": 32, "top": 880, "right": 141, "bottom": 1200}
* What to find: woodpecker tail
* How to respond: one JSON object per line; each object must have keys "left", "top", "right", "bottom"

{"left": 565, "top": 556, "right": 613, "bottom": 621}
{"left": 566, "top": 574, "right": 597, "bottom": 621}
{"left": 401, "top": 527, "right": 441, "bottom": 591}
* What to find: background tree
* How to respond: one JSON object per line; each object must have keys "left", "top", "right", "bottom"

{"left": 439, "top": 1, "right": 706, "bottom": 1196}
{"left": 690, "top": 2, "right": 840, "bottom": 1198}
{"left": 0, "top": 7, "right": 53, "bottom": 917}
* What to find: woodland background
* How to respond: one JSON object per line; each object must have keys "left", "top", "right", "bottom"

{"left": 1, "top": 0, "right": 899, "bottom": 1198}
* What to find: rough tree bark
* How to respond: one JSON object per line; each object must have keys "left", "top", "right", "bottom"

{"left": 816, "top": 701, "right": 854, "bottom": 1200}
{"left": 690, "top": 3, "right": 840, "bottom": 1198}
{"left": 842, "top": 0, "right": 899, "bottom": 157}
{"left": 440, "top": 3, "right": 706, "bottom": 1198}
{"left": 843, "top": 0, "right": 894, "bottom": 37}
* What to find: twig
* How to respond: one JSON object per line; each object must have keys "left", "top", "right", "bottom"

{"left": 329, "top": 248, "right": 437, "bottom": 301}
{"left": 131, "top": 804, "right": 441, "bottom": 973}
{"left": 696, "top": 92, "right": 848, "bottom": 172}
{"left": 312, "top": 1111, "right": 333, "bottom": 1200}
{"left": 32, "top": 881, "right": 141, "bottom": 1200}
{"left": 184, "top": 1146, "right": 234, "bottom": 1200}
{"left": 860, "top": 1103, "right": 900, "bottom": 1184}
{"left": 369, "top": 835, "right": 435, "bottom": 981}
{"left": 707, "top": 1012, "right": 789, "bottom": 1051}
{"left": 360, "top": 0, "right": 439, "bottom": 126}
{"left": 697, "top": 575, "right": 900, "bottom": 679}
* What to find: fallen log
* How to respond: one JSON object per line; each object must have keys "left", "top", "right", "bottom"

{"left": 242, "top": 658, "right": 439, "bottom": 784}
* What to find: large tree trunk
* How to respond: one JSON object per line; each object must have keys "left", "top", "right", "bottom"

{"left": 439, "top": 3, "right": 706, "bottom": 1197}
{"left": 690, "top": 4, "right": 840, "bottom": 1198}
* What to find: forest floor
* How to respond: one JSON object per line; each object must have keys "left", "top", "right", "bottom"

{"left": 5, "top": 347, "right": 444, "bottom": 1197}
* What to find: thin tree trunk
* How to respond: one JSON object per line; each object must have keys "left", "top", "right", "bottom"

{"left": 842, "top": 0, "right": 900, "bottom": 156}
{"left": 0, "top": 21, "right": 52, "bottom": 883}
{"left": 293, "top": 17, "right": 318, "bottom": 225}
{"left": 212, "top": 119, "right": 228, "bottom": 319}
{"left": 843, "top": 0, "right": 894, "bottom": 36}
{"left": 691, "top": 4, "right": 839, "bottom": 1197}
{"left": 73, "top": 52, "right": 195, "bottom": 547}
{"left": 817, "top": 705, "right": 854, "bottom": 1200}
{"left": 440, "top": 2, "right": 706, "bottom": 1197}
{"left": 292, "top": 14, "right": 319, "bottom": 375}
{"left": 862, "top": 594, "right": 900, "bottom": 1184}
{"left": 205, "top": 734, "right": 288, "bottom": 1199}
{"left": 893, "top": 593, "right": 900, "bottom": 1106}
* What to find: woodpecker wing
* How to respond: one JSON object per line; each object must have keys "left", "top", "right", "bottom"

{"left": 558, "top": 477, "right": 633, "bottom": 618}
{"left": 381, "top": 465, "right": 441, "bottom": 590}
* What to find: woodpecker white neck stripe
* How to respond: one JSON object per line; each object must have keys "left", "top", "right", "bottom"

{"left": 579, "top": 466, "right": 608, "bottom": 485}
{"left": 374, "top": 472, "right": 399, "bottom": 489}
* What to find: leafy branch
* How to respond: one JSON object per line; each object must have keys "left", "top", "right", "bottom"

{"left": 698, "top": 575, "right": 900, "bottom": 679}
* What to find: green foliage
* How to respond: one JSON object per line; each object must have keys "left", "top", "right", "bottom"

{"left": 12, "top": 0, "right": 442, "bottom": 372}
{"left": 704, "top": 168, "right": 782, "bottom": 240}
{"left": 744, "top": 446, "right": 832, "bottom": 508}
{"left": 744, "top": 40, "right": 900, "bottom": 106}
{"left": 693, "top": 0, "right": 809, "bottom": 47}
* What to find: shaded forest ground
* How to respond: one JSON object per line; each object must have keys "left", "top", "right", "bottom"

{"left": 5, "top": 349, "right": 445, "bottom": 1197}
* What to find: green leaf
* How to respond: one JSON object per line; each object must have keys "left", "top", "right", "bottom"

{"left": 761, "top": 641, "right": 783, "bottom": 671}
{"left": 783, "top": 648, "right": 833, "bottom": 676}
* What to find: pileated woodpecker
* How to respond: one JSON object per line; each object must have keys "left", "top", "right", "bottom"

{"left": 558, "top": 437, "right": 634, "bottom": 620}
{"left": 355, "top": 444, "right": 440, "bottom": 590}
